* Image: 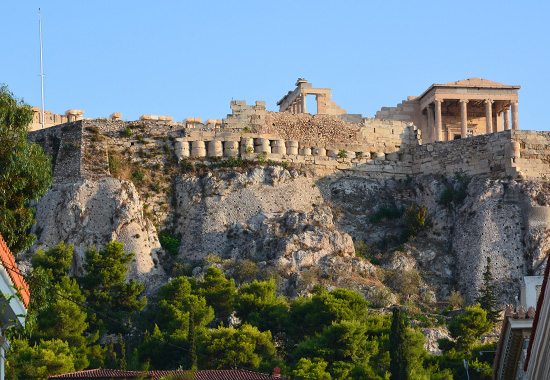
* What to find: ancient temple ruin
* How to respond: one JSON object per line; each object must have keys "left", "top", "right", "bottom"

{"left": 277, "top": 78, "right": 346, "bottom": 115}
{"left": 375, "top": 78, "right": 520, "bottom": 143}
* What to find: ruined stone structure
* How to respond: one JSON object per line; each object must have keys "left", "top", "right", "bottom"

{"left": 375, "top": 78, "right": 520, "bottom": 143}
{"left": 30, "top": 107, "right": 85, "bottom": 131}
{"left": 26, "top": 77, "right": 542, "bottom": 182}
{"left": 277, "top": 78, "right": 346, "bottom": 115}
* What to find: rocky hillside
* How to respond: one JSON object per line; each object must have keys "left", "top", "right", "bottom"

{"left": 25, "top": 160, "right": 550, "bottom": 307}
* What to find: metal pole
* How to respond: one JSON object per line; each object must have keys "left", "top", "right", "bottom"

{"left": 39, "top": 8, "right": 45, "bottom": 129}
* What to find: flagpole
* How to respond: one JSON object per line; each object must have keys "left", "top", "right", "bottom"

{"left": 39, "top": 8, "right": 45, "bottom": 129}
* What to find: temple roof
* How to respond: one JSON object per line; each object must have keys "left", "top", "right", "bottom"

{"left": 417, "top": 77, "right": 520, "bottom": 101}
{"left": 439, "top": 77, "right": 520, "bottom": 89}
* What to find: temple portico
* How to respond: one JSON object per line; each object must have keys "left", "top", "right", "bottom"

{"left": 418, "top": 78, "right": 520, "bottom": 142}
{"left": 375, "top": 78, "right": 520, "bottom": 143}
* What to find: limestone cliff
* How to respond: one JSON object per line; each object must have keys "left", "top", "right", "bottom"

{"left": 25, "top": 164, "right": 550, "bottom": 307}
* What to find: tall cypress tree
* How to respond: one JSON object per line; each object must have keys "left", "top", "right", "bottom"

{"left": 477, "top": 257, "right": 499, "bottom": 323}
{"left": 389, "top": 307, "right": 411, "bottom": 380}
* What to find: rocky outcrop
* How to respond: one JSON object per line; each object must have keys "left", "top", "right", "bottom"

{"left": 29, "top": 178, "right": 165, "bottom": 289}
{"left": 25, "top": 164, "right": 550, "bottom": 307}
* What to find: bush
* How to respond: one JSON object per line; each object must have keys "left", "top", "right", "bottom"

{"left": 385, "top": 269, "right": 422, "bottom": 299}
{"left": 404, "top": 204, "right": 429, "bottom": 237}
{"left": 447, "top": 290, "right": 464, "bottom": 309}
{"left": 109, "top": 155, "right": 122, "bottom": 174}
{"left": 235, "top": 259, "right": 258, "bottom": 284}
{"left": 337, "top": 149, "right": 348, "bottom": 159}
{"left": 132, "top": 169, "right": 144, "bottom": 181}
{"left": 368, "top": 286, "right": 394, "bottom": 308}
{"left": 121, "top": 127, "right": 133, "bottom": 137}
{"left": 159, "top": 233, "right": 180, "bottom": 256}
{"left": 369, "top": 206, "right": 404, "bottom": 223}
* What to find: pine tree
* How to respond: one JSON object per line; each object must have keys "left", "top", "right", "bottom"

{"left": 477, "top": 257, "right": 499, "bottom": 323}
{"left": 389, "top": 308, "right": 411, "bottom": 380}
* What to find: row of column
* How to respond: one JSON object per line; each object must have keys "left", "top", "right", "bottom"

{"left": 289, "top": 95, "right": 306, "bottom": 114}
{"left": 426, "top": 99, "right": 519, "bottom": 141}
{"left": 175, "top": 138, "right": 371, "bottom": 159}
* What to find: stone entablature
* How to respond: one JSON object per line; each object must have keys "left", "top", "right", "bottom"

{"left": 277, "top": 78, "right": 346, "bottom": 115}
{"left": 376, "top": 78, "right": 521, "bottom": 143}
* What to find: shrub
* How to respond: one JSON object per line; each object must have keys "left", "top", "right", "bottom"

{"left": 235, "top": 259, "right": 258, "bottom": 284}
{"left": 132, "top": 169, "right": 144, "bottom": 181}
{"left": 404, "top": 204, "right": 429, "bottom": 237}
{"left": 385, "top": 268, "right": 422, "bottom": 299}
{"left": 337, "top": 149, "right": 348, "bottom": 159}
{"left": 369, "top": 206, "right": 404, "bottom": 223}
{"left": 368, "top": 286, "right": 394, "bottom": 308}
{"left": 447, "top": 290, "right": 464, "bottom": 309}
{"left": 355, "top": 151, "right": 363, "bottom": 158}
{"left": 121, "top": 127, "right": 133, "bottom": 137}
{"left": 203, "top": 253, "right": 223, "bottom": 266}
{"left": 109, "top": 155, "right": 122, "bottom": 174}
{"left": 159, "top": 233, "right": 180, "bottom": 256}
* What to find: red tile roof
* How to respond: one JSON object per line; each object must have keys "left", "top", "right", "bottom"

{"left": 49, "top": 368, "right": 289, "bottom": 380}
{"left": 0, "top": 233, "right": 30, "bottom": 308}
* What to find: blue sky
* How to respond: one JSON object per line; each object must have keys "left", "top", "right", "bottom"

{"left": 1, "top": 1, "right": 549, "bottom": 130}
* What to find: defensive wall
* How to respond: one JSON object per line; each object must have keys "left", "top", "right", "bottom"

{"left": 27, "top": 100, "right": 550, "bottom": 184}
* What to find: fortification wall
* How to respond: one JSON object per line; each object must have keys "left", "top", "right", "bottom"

{"left": 28, "top": 122, "right": 83, "bottom": 184}
{"left": 27, "top": 108, "right": 550, "bottom": 185}
{"left": 412, "top": 131, "right": 515, "bottom": 178}
{"left": 510, "top": 131, "right": 550, "bottom": 179}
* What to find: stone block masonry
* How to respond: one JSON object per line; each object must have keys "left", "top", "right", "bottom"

{"left": 28, "top": 122, "right": 84, "bottom": 185}
{"left": 27, "top": 101, "right": 550, "bottom": 185}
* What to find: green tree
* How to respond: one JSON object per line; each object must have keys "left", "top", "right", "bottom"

{"left": 6, "top": 338, "right": 76, "bottom": 380}
{"left": 78, "top": 241, "right": 147, "bottom": 333}
{"left": 235, "top": 279, "right": 289, "bottom": 336}
{"left": 290, "top": 287, "right": 369, "bottom": 339}
{"left": 193, "top": 267, "right": 236, "bottom": 325}
{"left": 0, "top": 84, "right": 52, "bottom": 254}
{"left": 476, "top": 257, "right": 499, "bottom": 323}
{"left": 448, "top": 304, "right": 492, "bottom": 352}
{"left": 31, "top": 242, "right": 74, "bottom": 283}
{"left": 292, "top": 358, "right": 332, "bottom": 380}
{"left": 198, "top": 324, "right": 276, "bottom": 370}
{"left": 389, "top": 308, "right": 411, "bottom": 380}
{"left": 294, "top": 320, "right": 379, "bottom": 379}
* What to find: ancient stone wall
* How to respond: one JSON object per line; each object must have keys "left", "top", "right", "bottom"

{"left": 412, "top": 132, "right": 515, "bottom": 178}
{"left": 511, "top": 131, "right": 550, "bottom": 179}
{"left": 27, "top": 111, "right": 550, "bottom": 185}
{"left": 28, "top": 122, "right": 84, "bottom": 184}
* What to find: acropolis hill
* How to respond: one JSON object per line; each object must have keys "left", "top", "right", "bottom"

{"left": 27, "top": 78, "right": 550, "bottom": 182}
{"left": 24, "top": 78, "right": 550, "bottom": 308}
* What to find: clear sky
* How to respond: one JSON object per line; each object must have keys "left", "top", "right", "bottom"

{"left": 1, "top": 1, "right": 549, "bottom": 130}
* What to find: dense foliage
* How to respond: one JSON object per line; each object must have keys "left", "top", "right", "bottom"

{"left": 0, "top": 84, "right": 52, "bottom": 253}
{"left": 5, "top": 241, "right": 499, "bottom": 379}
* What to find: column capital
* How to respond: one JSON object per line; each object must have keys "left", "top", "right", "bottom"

{"left": 434, "top": 99, "right": 444, "bottom": 104}
{"left": 459, "top": 99, "right": 469, "bottom": 104}
{"left": 484, "top": 99, "right": 494, "bottom": 104}
{"left": 511, "top": 99, "right": 519, "bottom": 105}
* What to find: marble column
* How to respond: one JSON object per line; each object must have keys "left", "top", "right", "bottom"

{"left": 434, "top": 100, "right": 443, "bottom": 142}
{"left": 511, "top": 101, "right": 519, "bottom": 130}
{"left": 427, "top": 106, "right": 434, "bottom": 142}
{"left": 485, "top": 99, "right": 493, "bottom": 134}
{"left": 503, "top": 105, "right": 510, "bottom": 131}
{"left": 301, "top": 94, "right": 306, "bottom": 114}
{"left": 459, "top": 99, "right": 468, "bottom": 138}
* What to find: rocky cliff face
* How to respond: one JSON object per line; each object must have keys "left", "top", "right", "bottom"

{"left": 26, "top": 165, "right": 550, "bottom": 306}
